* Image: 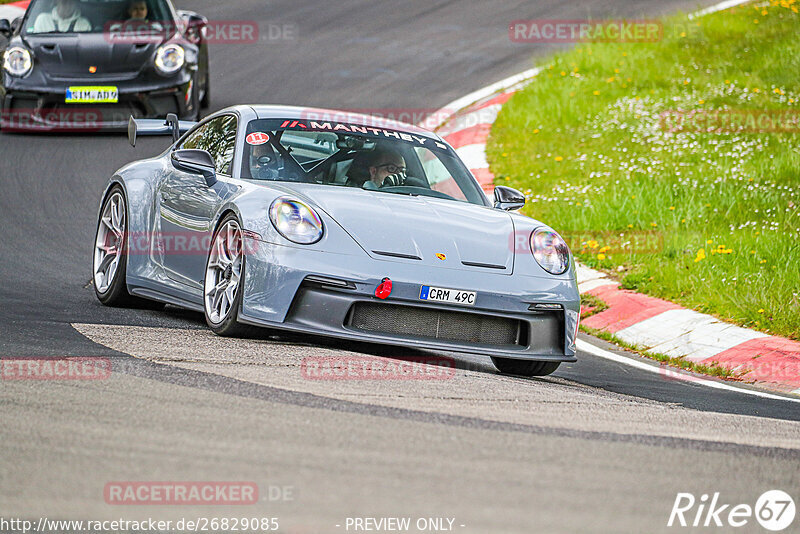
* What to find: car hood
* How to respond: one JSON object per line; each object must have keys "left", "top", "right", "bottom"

{"left": 274, "top": 184, "right": 516, "bottom": 275}
{"left": 23, "top": 33, "right": 160, "bottom": 77}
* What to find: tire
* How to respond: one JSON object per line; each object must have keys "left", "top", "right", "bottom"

{"left": 490, "top": 357, "right": 561, "bottom": 377}
{"left": 92, "top": 186, "right": 166, "bottom": 310}
{"left": 92, "top": 186, "right": 136, "bottom": 306}
{"left": 203, "top": 214, "right": 254, "bottom": 336}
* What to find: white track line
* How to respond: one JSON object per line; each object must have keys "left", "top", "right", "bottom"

{"left": 428, "top": 67, "right": 542, "bottom": 130}
{"left": 577, "top": 340, "right": 800, "bottom": 403}
{"left": 432, "top": 0, "right": 800, "bottom": 402}
{"left": 689, "top": 0, "right": 754, "bottom": 19}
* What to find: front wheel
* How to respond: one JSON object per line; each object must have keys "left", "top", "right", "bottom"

{"left": 203, "top": 214, "right": 254, "bottom": 336}
{"left": 491, "top": 357, "right": 561, "bottom": 377}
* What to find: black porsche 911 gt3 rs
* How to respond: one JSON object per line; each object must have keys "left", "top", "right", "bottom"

{"left": 0, "top": 0, "right": 209, "bottom": 131}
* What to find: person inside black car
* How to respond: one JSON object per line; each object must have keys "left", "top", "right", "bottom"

{"left": 32, "top": 0, "right": 91, "bottom": 33}
{"left": 125, "top": 0, "right": 149, "bottom": 21}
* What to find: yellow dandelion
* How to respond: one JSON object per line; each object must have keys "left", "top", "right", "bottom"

{"left": 694, "top": 248, "right": 706, "bottom": 263}
{"left": 555, "top": 156, "right": 564, "bottom": 162}
{"left": 533, "top": 128, "right": 540, "bottom": 134}
{"left": 681, "top": 218, "right": 686, "bottom": 223}
{"left": 669, "top": 206, "right": 675, "bottom": 211}
{"left": 650, "top": 222, "right": 658, "bottom": 227}
{"left": 593, "top": 90, "right": 600, "bottom": 96}
{"left": 587, "top": 240, "right": 599, "bottom": 249}
{"left": 627, "top": 224, "right": 633, "bottom": 228}
{"left": 760, "top": 259, "right": 767, "bottom": 264}
{"left": 597, "top": 254, "right": 606, "bottom": 260}
{"left": 560, "top": 71, "right": 567, "bottom": 76}
{"left": 758, "top": 309, "right": 765, "bottom": 313}
{"left": 706, "top": 239, "right": 713, "bottom": 244}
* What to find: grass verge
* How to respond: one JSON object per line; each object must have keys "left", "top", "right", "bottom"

{"left": 488, "top": 2, "right": 800, "bottom": 340}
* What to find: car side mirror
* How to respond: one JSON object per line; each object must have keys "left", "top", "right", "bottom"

{"left": 165, "top": 113, "right": 181, "bottom": 143}
{"left": 0, "top": 19, "right": 11, "bottom": 36}
{"left": 171, "top": 149, "right": 217, "bottom": 187}
{"left": 177, "top": 10, "right": 207, "bottom": 44}
{"left": 493, "top": 185, "right": 525, "bottom": 211}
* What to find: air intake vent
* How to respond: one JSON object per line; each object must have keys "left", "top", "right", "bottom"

{"left": 346, "top": 302, "right": 526, "bottom": 347}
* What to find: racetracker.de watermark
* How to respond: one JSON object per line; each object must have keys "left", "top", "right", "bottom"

{"left": 301, "top": 356, "right": 456, "bottom": 380}
{"left": 104, "top": 482, "right": 259, "bottom": 505}
{"left": 509, "top": 19, "right": 665, "bottom": 43}
{"left": 1, "top": 357, "right": 111, "bottom": 381}
{"left": 661, "top": 361, "right": 800, "bottom": 384}
{"left": 660, "top": 109, "right": 800, "bottom": 134}
{"left": 99, "top": 231, "right": 261, "bottom": 256}
{"left": 102, "top": 19, "right": 297, "bottom": 44}
{"left": 1, "top": 108, "right": 103, "bottom": 132}
{"left": 298, "top": 108, "right": 452, "bottom": 133}
{"left": 508, "top": 230, "right": 664, "bottom": 255}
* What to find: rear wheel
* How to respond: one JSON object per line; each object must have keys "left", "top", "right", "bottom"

{"left": 203, "top": 214, "right": 254, "bottom": 336}
{"left": 93, "top": 186, "right": 165, "bottom": 310}
{"left": 93, "top": 187, "right": 134, "bottom": 306}
{"left": 490, "top": 357, "right": 561, "bottom": 377}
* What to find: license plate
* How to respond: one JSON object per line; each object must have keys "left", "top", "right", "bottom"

{"left": 419, "top": 285, "right": 476, "bottom": 306}
{"left": 65, "top": 86, "right": 119, "bottom": 104}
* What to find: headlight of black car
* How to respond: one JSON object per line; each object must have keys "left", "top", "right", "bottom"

{"left": 3, "top": 47, "right": 33, "bottom": 77}
{"left": 154, "top": 44, "right": 185, "bottom": 75}
{"left": 531, "top": 228, "right": 571, "bottom": 275}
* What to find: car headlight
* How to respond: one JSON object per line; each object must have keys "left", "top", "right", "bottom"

{"left": 531, "top": 228, "right": 570, "bottom": 275}
{"left": 269, "top": 198, "right": 324, "bottom": 245}
{"left": 3, "top": 47, "right": 32, "bottom": 77}
{"left": 154, "top": 44, "right": 185, "bottom": 75}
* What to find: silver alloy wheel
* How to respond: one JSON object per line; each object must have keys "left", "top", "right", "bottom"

{"left": 93, "top": 191, "right": 126, "bottom": 294}
{"left": 204, "top": 220, "right": 244, "bottom": 325}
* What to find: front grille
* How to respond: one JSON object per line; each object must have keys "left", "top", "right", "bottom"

{"left": 346, "top": 302, "right": 526, "bottom": 347}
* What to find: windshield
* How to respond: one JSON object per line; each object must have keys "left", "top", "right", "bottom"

{"left": 242, "top": 118, "right": 489, "bottom": 207}
{"left": 24, "top": 0, "right": 173, "bottom": 35}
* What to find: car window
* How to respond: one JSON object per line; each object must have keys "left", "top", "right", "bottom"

{"left": 181, "top": 115, "right": 238, "bottom": 175}
{"left": 240, "top": 118, "right": 488, "bottom": 206}
{"left": 24, "top": 0, "right": 174, "bottom": 35}
{"left": 415, "top": 147, "right": 467, "bottom": 201}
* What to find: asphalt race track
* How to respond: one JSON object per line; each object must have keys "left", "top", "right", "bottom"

{"left": 1, "top": 1, "right": 799, "bottom": 533}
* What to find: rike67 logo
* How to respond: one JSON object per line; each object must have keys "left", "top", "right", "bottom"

{"left": 668, "top": 490, "right": 796, "bottom": 531}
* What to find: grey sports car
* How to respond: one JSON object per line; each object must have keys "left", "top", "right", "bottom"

{"left": 92, "top": 105, "right": 580, "bottom": 376}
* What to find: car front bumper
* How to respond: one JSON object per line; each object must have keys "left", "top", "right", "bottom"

{"left": 0, "top": 76, "right": 196, "bottom": 131}
{"left": 238, "top": 238, "right": 580, "bottom": 362}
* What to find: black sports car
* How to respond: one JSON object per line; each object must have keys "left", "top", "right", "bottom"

{"left": 0, "top": 0, "right": 209, "bottom": 131}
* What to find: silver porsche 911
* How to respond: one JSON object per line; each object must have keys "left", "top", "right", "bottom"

{"left": 92, "top": 105, "right": 580, "bottom": 376}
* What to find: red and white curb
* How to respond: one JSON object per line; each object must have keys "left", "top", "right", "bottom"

{"left": 427, "top": 0, "right": 800, "bottom": 397}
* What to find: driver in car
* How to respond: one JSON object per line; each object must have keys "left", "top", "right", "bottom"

{"left": 33, "top": 0, "right": 91, "bottom": 33}
{"left": 125, "top": 0, "right": 149, "bottom": 21}
{"left": 366, "top": 148, "right": 406, "bottom": 188}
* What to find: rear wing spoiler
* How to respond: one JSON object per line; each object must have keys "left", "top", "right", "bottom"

{"left": 128, "top": 114, "right": 197, "bottom": 147}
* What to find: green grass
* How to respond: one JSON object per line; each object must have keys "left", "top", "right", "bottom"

{"left": 488, "top": 2, "right": 800, "bottom": 340}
